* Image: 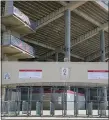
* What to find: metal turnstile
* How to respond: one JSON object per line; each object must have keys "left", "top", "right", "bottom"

{"left": 87, "top": 102, "right": 93, "bottom": 116}
{"left": 36, "top": 101, "right": 41, "bottom": 116}
{"left": 22, "top": 101, "right": 28, "bottom": 115}
{"left": 50, "top": 102, "right": 55, "bottom": 116}
{"left": 1, "top": 101, "right": 8, "bottom": 116}
{"left": 74, "top": 102, "right": 78, "bottom": 117}
{"left": 8, "top": 101, "right": 17, "bottom": 116}
{"left": 99, "top": 102, "right": 107, "bottom": 116}
{"left": 74, "top": 87, "right": 78, "bottom": 117}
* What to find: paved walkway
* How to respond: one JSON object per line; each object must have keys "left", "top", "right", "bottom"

{"left": 2, "top": 117, "right": 109, "bottom": 120}
{"left": 2, "top": 110, "right": 109, "bottom": 119}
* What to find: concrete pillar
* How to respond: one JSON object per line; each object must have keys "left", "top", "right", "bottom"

{"left": 64, "top": 9, "right": 71, "bottom": 61}
{"left": 5, "top": 1, "right": 13, "bottom": 16}
{"left": 100, "top": 30, "right": 105, "bottom": 62}
{"left": 55, "top": 52, "right": 58, "bottom": 62}
{"left": 99, "top": 30, "right": 107, "bottom": 110}
{"left": 64, "top": 10, "right": 71, "bottom": 114}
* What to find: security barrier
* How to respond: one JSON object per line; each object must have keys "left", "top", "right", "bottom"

{"left": 36, "top": 101, "right": 41, "bottom": 116}
{"left": 1, "top": 86, "right": 109, "bottom": 117}
{"left": 50, "top": 102, "right": 55, "bottom": 116}
{"left": 87, "top": 102, "right": 93, "bottom": 116}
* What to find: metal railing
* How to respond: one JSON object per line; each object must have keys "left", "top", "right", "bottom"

{"left": 2, "top": 86, "right": 109, "bottom": 117}
{"left": 1, "top": 100, "right": 108, "bottom": 117}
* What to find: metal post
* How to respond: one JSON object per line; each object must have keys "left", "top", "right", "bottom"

{"left": 40, "top": 87, "right": 43, "bottom": 116}
{"left": 64, "top": 9, "right": 71, "bottom": 61}
{"left": 29, "top": 87, "right": 32, "bottom": 116}
{"left": 63, "top": 86, "right": 67, "bottom": 116}
{"left": 86, "top": 87, "right": 88, "bottom": 115}
{"left": 100, "top": 30, "right": 107, "bottom": 115}
{"left": 74, "top": 87, "right": 78, "bottom": 117}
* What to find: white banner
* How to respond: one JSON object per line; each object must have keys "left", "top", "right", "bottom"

{"left": 88, "top": 70, "right": 109, "bottom": 80}
{"left": 19, "top": 69, "right": 42, "bottom": 79}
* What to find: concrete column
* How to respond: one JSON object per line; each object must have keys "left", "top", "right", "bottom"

{"left": 55, "top": 52, "right": 58, "bottom": 62}
{"left": 5, "top": 1, "right": 13, "bottom": 16}
{"left": 99, "top": 30, "right": 107, "bottom": 110}
{"left": 64, "top": 9, "right": 71, "bottom": 61}
{"left": 100, "top": 30, "right": 105, "bottom": 62}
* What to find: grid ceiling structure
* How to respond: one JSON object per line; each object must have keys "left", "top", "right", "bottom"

{"left": 1, "top": 1, "right": 109, "bottom": 62}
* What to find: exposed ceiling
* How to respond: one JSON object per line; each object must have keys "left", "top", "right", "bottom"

{"left": 1, "top": 1, "right": 109, "bottom": 62}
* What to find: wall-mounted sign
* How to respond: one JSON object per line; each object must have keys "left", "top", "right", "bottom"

{"left": 61, "top": 67, "right": 70, "bottom": 80}
{"left": 4, "top": 73, "right": 10, "bottom": 80}
{"left": 19, "top": 69, "right": 42, "bottom": 79}
{"left": 88, "top": 70, "right": 109, "bottom": 80}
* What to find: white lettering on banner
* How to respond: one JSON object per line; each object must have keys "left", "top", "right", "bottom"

{"left": 88, "top": 70, "right": 109, "bottom": 80}
{"left": 19, "top": 70, "right": 42, "bottom": 79}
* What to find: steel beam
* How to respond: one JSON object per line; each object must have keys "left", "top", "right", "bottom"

{"left": 40, "top": 49, "right": 84, "bottom": 60}
{"left": 95, "top": 1, "right": 108, "bottom": 12}
{"left": 59, "top": 1, "right": 108, "bottom": 33}
{"left": 73, "top": 9, "right": 108, "bottom": 33}
{"left": 86, "top": 46, "right": 109, "bottom": 61}
{"left": 40, "top": 22, "right": 108, "bottom": 60}
{"left": 58, "top": 1, "right": 68, "bottom": 6}
{"left": 36, "top": 1, "right": 86, "bottom": 30}
{"left": 24, "top": 39, "right": 84, "bottom": 60}
{"left": 24, "top": 38, "right": 55, "bottom": 50}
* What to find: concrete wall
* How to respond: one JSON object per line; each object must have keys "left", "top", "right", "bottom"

{"left": 2, "top": 62, "right": 108, "bottom": 86}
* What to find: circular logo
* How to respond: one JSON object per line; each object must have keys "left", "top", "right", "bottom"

{"left": 4, "top": 73, "right": 10, "bottom": 80}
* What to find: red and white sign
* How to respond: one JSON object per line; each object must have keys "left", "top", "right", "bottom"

{"left": 19, "top": 69, "right": 42, "bottom": 79}
{"left": 88, "top": 70, "right": 109, "bottom": 80}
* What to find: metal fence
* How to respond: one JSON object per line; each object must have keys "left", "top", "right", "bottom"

{"left": 1, "top": 86, "right": 109, "bottom": 117}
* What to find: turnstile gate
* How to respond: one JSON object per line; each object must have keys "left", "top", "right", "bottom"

{"left": 1, "top": 86, "right": 108, "bottom": 117}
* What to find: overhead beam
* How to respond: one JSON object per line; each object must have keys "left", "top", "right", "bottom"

{"left": 36, "top": 1, "right": 86, "bottom": 30}
{"left": 73, "top": 9, "right": 108, "bottom": 32}
{"left": 86, "top": 46, "right": 109, "bottom": 61}
{"left": 40, "top": 22, "right": 108, "bottom": 59}
{"left": 94, "top": 1, "right": 108, "bottom": 12}
{"left": 58, "top": 1, "right": 68, "bottom": 6}
{"left": 24, "top": 38, "right": 55, "bottom": 50}
{"left": 24, "top": 38, "right": 84, "bottom": 60}
{"left": 59, "top": 1, "right": 108, "bottom": 33}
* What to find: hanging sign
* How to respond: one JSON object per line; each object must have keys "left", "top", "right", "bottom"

{"left": 19, "top": 69, "right": 42, "bottom": 79}
{"left": 88, "top": 70, "right": 109, "bottom": 80}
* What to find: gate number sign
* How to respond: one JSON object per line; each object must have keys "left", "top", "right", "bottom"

{"left": 61, "top": 68, "right": 69, "bottom": 79}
